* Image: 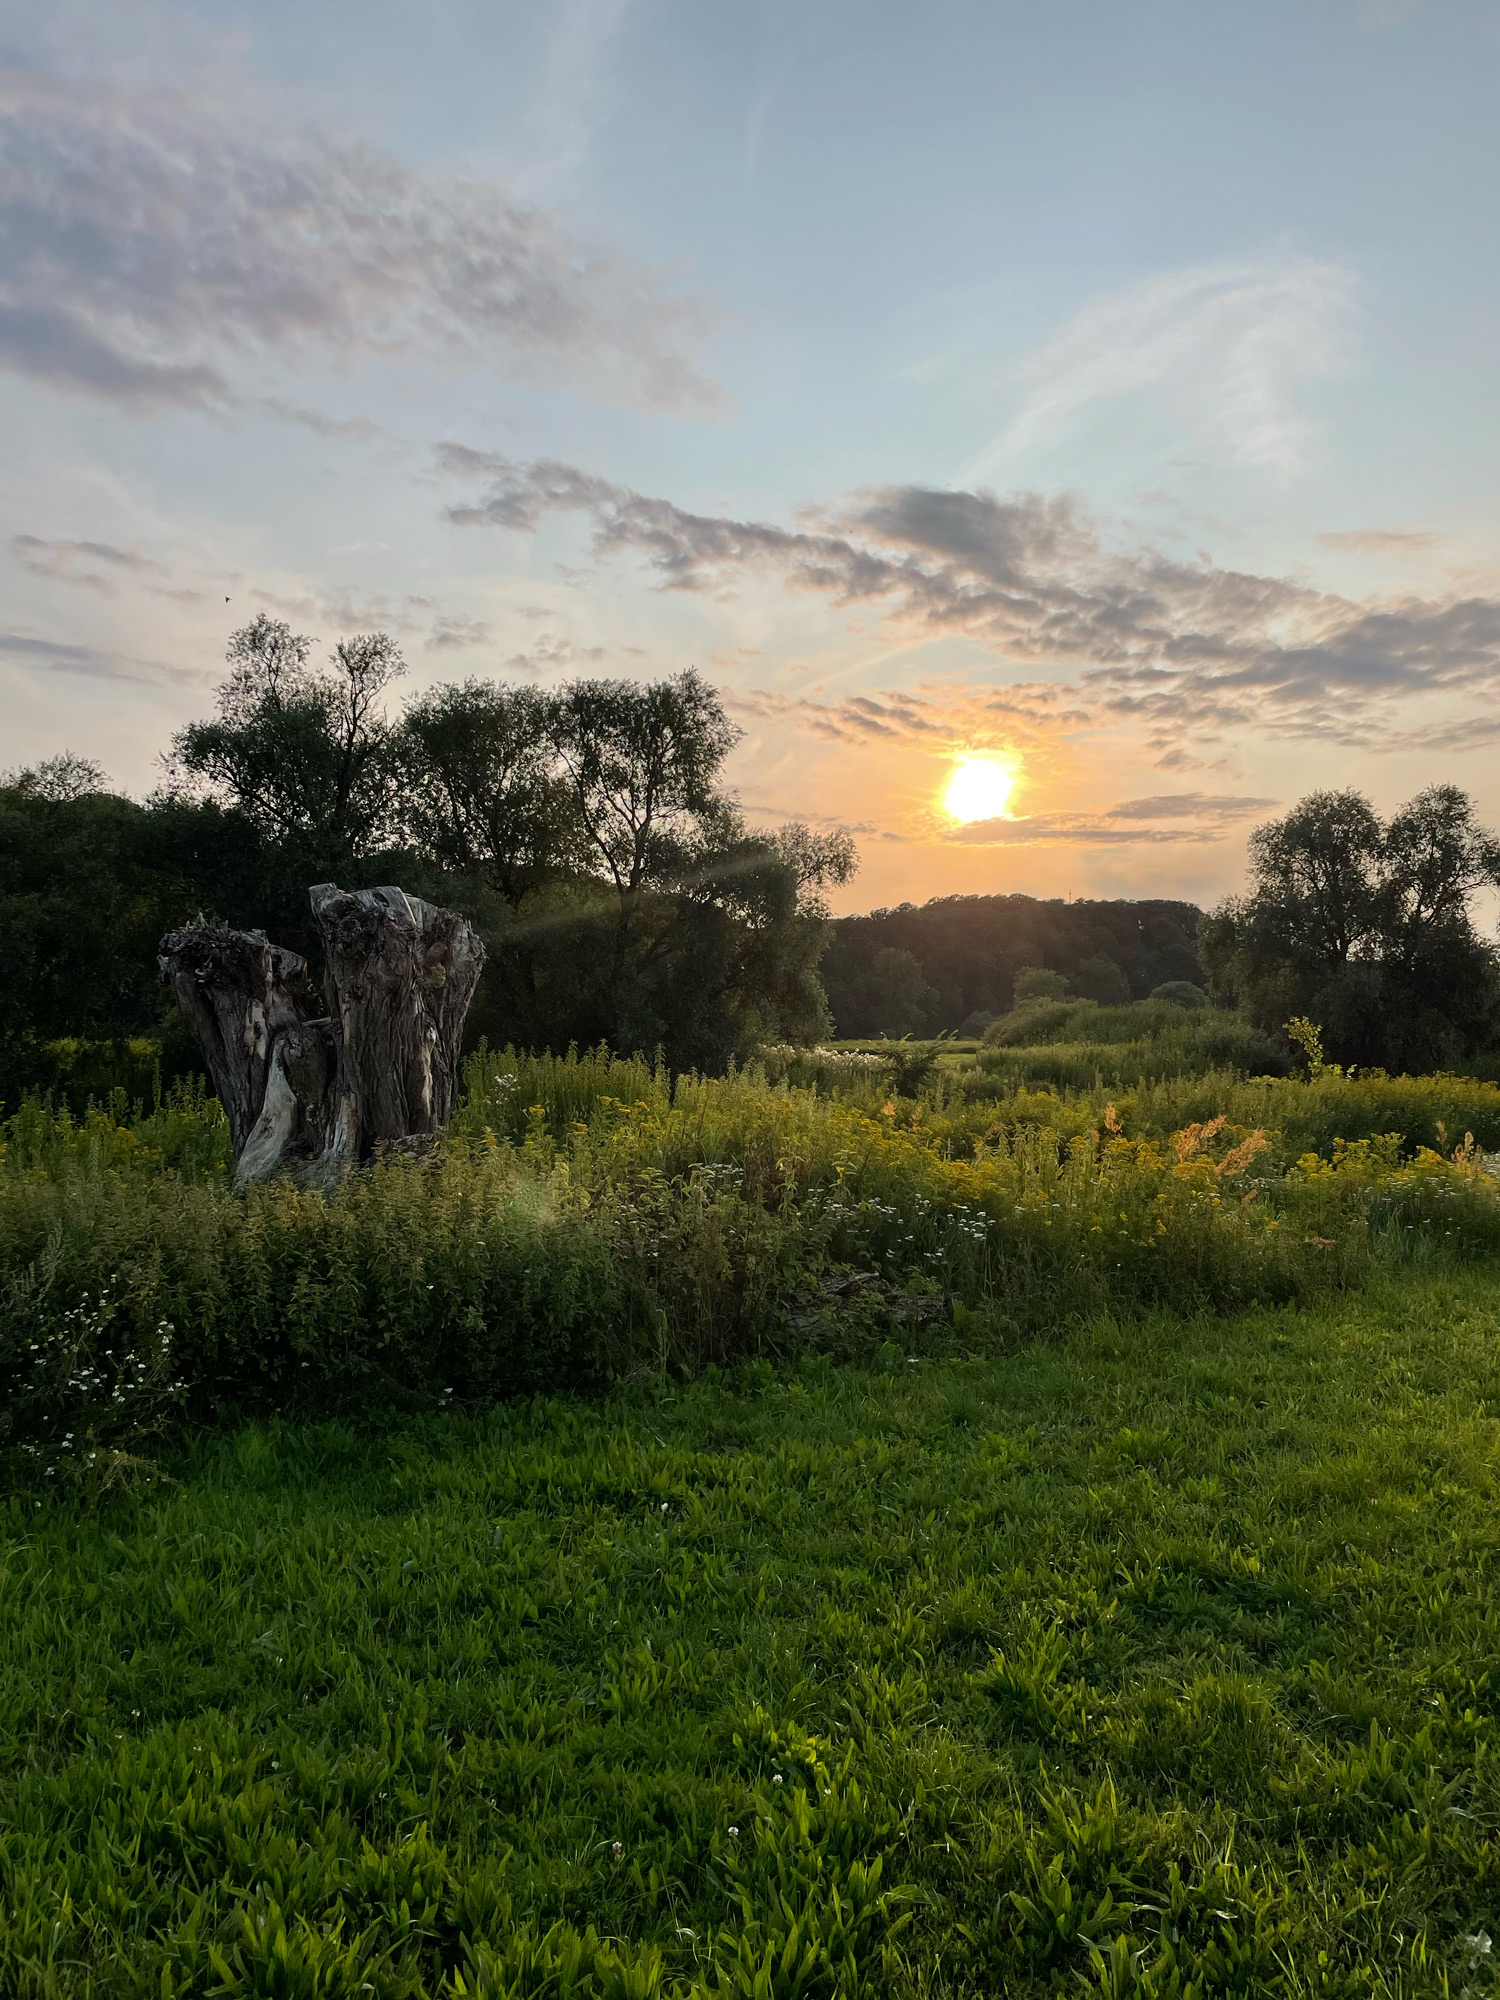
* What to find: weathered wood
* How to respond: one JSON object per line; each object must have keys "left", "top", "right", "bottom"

{"left": 311, "top": 883, "right": 486, "bottom": 1164}
{"left": 159, "top": 886, "right": 485, "bottom": 1183}
{"left": 156, "top": 921, "right": 312, "bottom": 1157}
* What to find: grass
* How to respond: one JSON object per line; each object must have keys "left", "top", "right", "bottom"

{"left": 4, "top": 1262, "right": 1500, "bottom": 1996}
{"left": 7, "top": 1036, "right": 1500, "bottom": 1993}
{"left": 8, "top": 1046, "right": 1500, "bottom": 1484}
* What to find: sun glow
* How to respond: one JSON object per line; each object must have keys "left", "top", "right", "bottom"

{"left": 943, "top": 756, "right": 1016, "bottom": 823}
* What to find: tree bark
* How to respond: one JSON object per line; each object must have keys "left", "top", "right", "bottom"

{"left": 159, "top": 885, "right": 485, "bottom": 1184}
{"left": 156, "top": 921, "right": 313, "bottom": 1158}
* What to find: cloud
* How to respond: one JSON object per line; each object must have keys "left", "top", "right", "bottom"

{"left": 727, "top": 682, "right": 1083, "bottom": 746}
{"left": 0, "top": 68, "right": 721, "bottom": 413}
{"left": 0, "top": 628, "right": 204, "bottom": 684}
{"left": 426, "top": 615, "right": 494, "bottom": 652}
{"left": 948, "top": 814, "right": 1230, "bottom": 846}
{"left": 12, "top": 532, "right": 169, "bottom": 595}
{"left": 508, "top": 0, "right": 631, "bottom": 197}
{"left": 259, "top": 400, "right": 383, "bottom": 440}
{"left": 1315, "top": 528, "right": 1440, "bottom": 554}
{"left": 504, "top": 633, "right": 607, "bottom": 673}
{"left": 1105, "top": 792, "right": 1277, "bottom": 821}
{"left": 978, "top": 259, "right": 1356, "bottom": 476}
{"left": 440, "top": 451, "right": 1500, "bottom": 750}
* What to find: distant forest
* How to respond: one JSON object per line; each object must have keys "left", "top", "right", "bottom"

{"left": 821, "top": 895, "right": 1204, "bottom": 1038}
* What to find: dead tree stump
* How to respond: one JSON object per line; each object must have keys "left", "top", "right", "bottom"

{"left": 159, "top": 885, "right": 485, "bottom": 1184}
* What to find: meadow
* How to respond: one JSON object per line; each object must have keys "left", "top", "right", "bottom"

{"left": 3, "top": 1008, "right": 1500, "bottom": 1994}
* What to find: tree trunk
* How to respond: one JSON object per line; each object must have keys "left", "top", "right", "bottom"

{"left": 159, "top": 885, "right": 485, "bottom": 1184}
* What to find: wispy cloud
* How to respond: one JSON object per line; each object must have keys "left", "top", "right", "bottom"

{"left": 948, "top": 812, "right": 1234, "bottom": 846}
{"left": 0, "top": 67, "right": 721, "bottom": 413}
{"left": 505, "top": 634, "right": 607, "bottom": 673}
{"left": 976, "top": 259, "right": 1356, "bottom": 477}
{"left": 1315, "top": 528, "right": 1439, "bottom": 554}
{"left": 12, "top": 533, "right": 169, "bottom": 594}
{"left": 727, "top": 683, "right": 1084, "bottom": 745}
{"left": 508, "top": 0, "right": 631, "bottom": 197}
{"left": 425, "top": 615, "right": 494, "bottom": 652}
{"left": 0, "top": 628, "right": 204, "bottom": 684}
{"left": 1105, "top": 792, "right": 1277, "bottom": 821}
{"left": 439, "top": 450, "right": 1500, "bottom": 751}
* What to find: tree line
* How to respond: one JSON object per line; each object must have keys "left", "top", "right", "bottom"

{"left": 821, "top": 894, "right": 1205, "bottom": 1036}
{"left": 6, "top": 613, "right": 1500, "bottom": 1092}
{"left": 1, "top": 617, "right": 854, "bottom": 1096}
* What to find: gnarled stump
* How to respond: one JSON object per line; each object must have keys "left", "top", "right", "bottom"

{"left": 156, "top": 921, "right": 314, "bottom": 1158}
{"left": 159, "top": 886, "right": 485, "bottom": 1184}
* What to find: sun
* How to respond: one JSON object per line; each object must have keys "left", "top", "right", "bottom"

{"left": 943, "top": 756, "right": 1016, "bottom": 823}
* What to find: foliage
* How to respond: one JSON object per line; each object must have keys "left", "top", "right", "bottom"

{"left": 1013, "top": 965, "right": 1068, "bottom": 1004}
{"left": 169, "top": 615, "right": 408, "bottom": 875}
{"left": 1149, "top": 979, "right": 1207, "bottom": 1008}
{"left": 857, "top": 946, "right": 938, "bottom": 1037}
{"left": 822, "top": 895, "right": 1203, "bottom": 1036}
{"left": 976, "top": 998, "right": 1291, "bottom": 1084}
{"left": 4, "top": 1266, "right": 1500, "bottom": 1993}
{"left": 7, "top": 1049, "right": 1500, "bottom": 1482}
{"left": 1201, "top": 784, "right": 1500, "bottom": 1070}
{"left": 0, "top": 779, "right": 185, "bottom": 1062}
{"left": 5, "top": 637, "right": 860, "bottom": 1075}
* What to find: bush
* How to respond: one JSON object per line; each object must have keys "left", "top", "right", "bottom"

{"left": 6, "top": 1048, "right": 1500, "bottom": 1479}
{"left": 974, "top": 1021, "right": 1289, "bottom": 1087}
{"left": 984, "top": 1000, "right": 1086, "bottom": 1047}
{"left": 1150, "top": 980, "right": 1208, "bottom": 1009}
{"left": 1013, "top": 966, "right": 1068, "bottom": 1004}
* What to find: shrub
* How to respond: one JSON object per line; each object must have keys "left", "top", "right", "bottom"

{"left": 984, "top": 1000, "right": 1085, "bottom": 1047}
{"left": 1013, "top": 966, "right": 1068, "bottom": 1004}
{"left": 5, "top": 1046, "right": 1500, "bottom": 1479}
{"left": 1150, "top": 980, "right": 1208, "bottom": 1009}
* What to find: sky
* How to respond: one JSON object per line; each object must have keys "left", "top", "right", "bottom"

{"left": 4, "top": 0, "right": 1500, "bottom": 914}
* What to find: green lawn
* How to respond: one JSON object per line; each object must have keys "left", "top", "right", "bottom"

{"left": 4, "top": 1268, "right": 1500, "bottom": 1997}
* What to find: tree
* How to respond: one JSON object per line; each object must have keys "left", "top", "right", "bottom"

{"left": 1072, "top": 955, "right": 1131, "bottom": 1005}
{"left": 1201, "top": 785, "right": 1500, "bottom": 1071}
{"left": 534, "top": 670, "right": 766, "bottom": 1057}
{"left": 761, "top": 823, "right": 859, "bottom": 919}
{"left": 397, "top": 667, "right": 858, "bottom": 1065}
{"left": 397, "top": 681, "right": 582, "bottom": 910}
{"left": 1381, "top": 784, "right": 1500, "bottom": 945}
{"left": 1013, "top": 966, "right": 1068, "bottom": 1005}
{"left": 0, "top": 763, "right": 213, "bottom": 1103}
{"left": 1242, "top": 790, "right": 1385, "bottom": 970}
{"left": 171, "top": 617, "right": 405, "bottom": 878}
{"left": 549, "top": 670, "right": 741, "bottom": 903}
{"left": 0, "top": 751, "right": 107, "bottom": 802}
{"left": 10, "top": 650, "right": 859, "bottom": 1079}
{"left": 866, "top": 948, "right": 938, "bottom": 1038}
{"left": 1150, "top": 980, "right": 1208, "bottom": 1009}
{"left": 819, "top": 897, "right": 1204, "bottom": 1034}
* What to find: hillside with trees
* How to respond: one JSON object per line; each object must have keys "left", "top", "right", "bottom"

{"left": 820, "top": 893, "right": 1204, "bottom": 1037}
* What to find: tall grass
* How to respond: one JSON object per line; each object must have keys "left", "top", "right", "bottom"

{"left": 5, "top": 1047, "right": 1500, "bottom": 1482}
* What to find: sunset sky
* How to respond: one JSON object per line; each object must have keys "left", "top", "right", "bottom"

{"left": 4, "top": 0, "right": 1500, "bottom": 912}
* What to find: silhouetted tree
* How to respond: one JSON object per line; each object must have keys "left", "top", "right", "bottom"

{"left": 170, "top": 617, "right": 406, "bottom": 881}
{"left": 1200, "top": 785, "right": 1500, "bottom": 1070}
{"left": 5, "top": 644, "right": 861, "bottom": 1079}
